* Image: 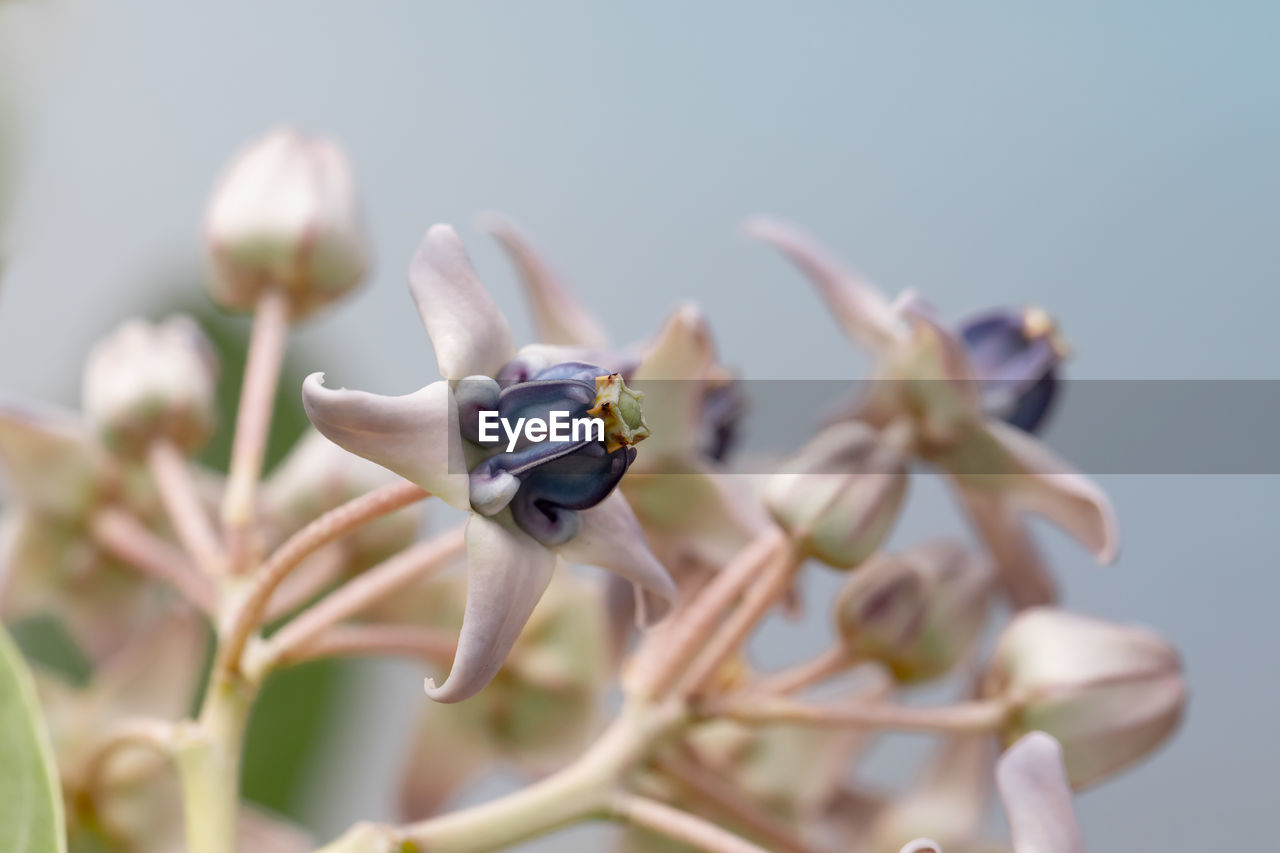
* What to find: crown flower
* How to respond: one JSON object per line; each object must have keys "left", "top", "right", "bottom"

{"left": 301, "top": 224, "right": 676, "bottom": 702}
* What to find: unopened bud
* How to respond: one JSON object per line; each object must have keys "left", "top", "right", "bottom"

{"left": 958, "top": 306, "right": 1067, "bottom": 434}
{"left": 983, "top": 608, "right": 1187, "bottom": 788}
{"left": 765, "top": 422, "right": 908, "bottom": 569}
{"left": 81, "top": 316, "right": 217, "bottom": 456}
{"left": 205, "top": 128, "right": 367, "bottom": 318}
{"left": 835, "top": 540, "right": 993, "bottom": 682}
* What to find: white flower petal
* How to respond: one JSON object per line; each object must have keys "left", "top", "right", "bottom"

{"left": 408, "top": 224, "right": 516, "bottom": 379}
{"left": 301, "top": 374, "right": 470, "bottom": 510}
{"left": 479, "top": 212, "right": 611, "bottom": 349}
{"left": 745, "top": 217, "right": 905, "bottom": 351}
{"left": 996, "top": 732, "right": 1084, "bottom": 853}
{"left": 556, "top": 492, "right": 676, "bottom": 624}
{"left": 983, "top": 421, "right": 1118, "bottom": 564}
{"left": 425, "top": 515, "right": 556, "bottom": 703}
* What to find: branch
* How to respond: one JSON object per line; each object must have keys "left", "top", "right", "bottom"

{"left": 148, "top": 439, "right": 225, "bottom": 576}
{"left": 90, "top": 508, "right": 215, "bottom": 613}
{"left": 676, "top": 539, "right": 803, "bottom": 697}
{"left": 611, "top": 794, "right": 772, "bottom": 853}
{"left": 751, "top": 645, "right": 859, "bottom": 695}
{"left": 264, "top": 544, "right": 347, "bottom": 621}
{"left": 217, "top": 481, "right": 432, "bottom": 676}
{"left": 707, "top": 695, "right": 1010, "bottom": 734}
{"left": 655, "top": 752, "right": 810, "bottom": 853}
{"left": 221, "top": 286, "right": 289, "bottom": 572}
{"left": 276, "top": 623, "right": 456, "bottom": 667}
{"left": 250, "top": 526, "right": 463, "bottom": 677}
{"left": 630, "top": 526, "right": 789, "bottom": 699}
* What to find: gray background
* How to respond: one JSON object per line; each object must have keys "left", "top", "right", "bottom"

{"left": 1, "top": 1, "right": 1275, "bottom": 850}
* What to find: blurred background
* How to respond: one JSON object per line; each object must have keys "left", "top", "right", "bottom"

{"left": 0, "top": 1, "right": 1275, "bottom": 849}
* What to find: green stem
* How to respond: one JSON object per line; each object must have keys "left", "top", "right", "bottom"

{"left": 174, "top": 675, "right": 255, "bottom": 853}
{"left": 320, "top": 701, "right": 689, "bottom": 853}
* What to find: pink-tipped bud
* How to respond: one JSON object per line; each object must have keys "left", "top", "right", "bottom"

{"left": 836, "top": 539, "right": 993, "bottom": 682}
{"left": 205, "top": 128, "right": 367, "bottom": 318}
{"left": 983, "top": 608, "right": 1187, "bottom": 788}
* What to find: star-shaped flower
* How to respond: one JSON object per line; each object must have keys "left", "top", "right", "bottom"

{"left": 748, "top": 218, "right": 1117, "bottom": 607}
{"left": 482, "top": 214, "right": 767, "bottom": 582}
{"left": 301, "top": 224, "right": 678, "bottom": 702}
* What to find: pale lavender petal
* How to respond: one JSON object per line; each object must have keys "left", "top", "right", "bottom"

{"left": 408, "top": 224, "right": 516, "bottom": 379}
{"left": 557, "top": 492, "right": 676, "bottom": 624}
{"left": 983, "top": 421, "right": 1118, "bottom": 564}
{"left": 745, "top": 217, "right": 905, "bottom": 351}
{"left": 478, "top": 212, "right": 611, "bottom": 349}
{"left": 898, "top": 841, "right": 942, "bottom": 853}
{"left": 996, "top": 732, "right": 1084, "bottom": 853}
{"left": 301, "top": 374, "right": 470, "bottom": 510}
{"left": 425, "top": 515, "right": 556, "bottom": 703}
{"left": 631, "top": 303, "right": 716, "bottom": 461}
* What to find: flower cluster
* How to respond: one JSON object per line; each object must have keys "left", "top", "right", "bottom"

{"left": 0, "top": 128, "right": 1187, "bottom": 853}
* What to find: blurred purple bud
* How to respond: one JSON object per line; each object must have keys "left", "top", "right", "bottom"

{"left": 836, "top": 540, "right": 993, "bottom": 682}
{"left": 958, "top": 307, "right": 1067, "bottom": 434}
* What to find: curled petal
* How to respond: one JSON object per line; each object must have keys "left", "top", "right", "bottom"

{"left": 425, "top": 515, "right": 556, "bottom": 703}
{"left": 409, "top": 224, "right": 516, "bottom": 379}
{"left": 745, "top": 217, "right": 904, "bottom": 351}
{"left": 996, "top": 732, "right": 1084, "bottom": 853}
{"left": 0, "top": 402, "right": 98, "bottom": 518}
{"left": 478, "top": 212, "right": 611, "bottom": 349}
{"left": 301, "top": 374, "right": 470, "bottom": 510}
{"left": 556, "top": 492, "right": 676, "bottom": 624}
{"left": 951, "top": 421, "right": 1118, "bottom": 564}
{"left": 631, "top": 303, "right": 716, "bottom": 461}
{"left": 898, "top": 842, "right": 941, "bottom": 853}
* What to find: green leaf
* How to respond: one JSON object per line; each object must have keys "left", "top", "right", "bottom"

{"left": 0, "top": 624, "right": 68, "bottom": 853}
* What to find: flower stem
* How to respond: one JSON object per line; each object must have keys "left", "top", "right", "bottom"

{"left": 89, "top": 508, "right": 215, "bottom": 613}
{"left": 630, "top": 527, "right": 789, "bottom": 699}
{"left": 174, "top": 674, "right": 255, "bottom": 853}
{"left": 148, "top": 438, "right": 226, "bottom": 576}
{"left": 249, "top": 526, "right": 462, "bottom": 677}
{"left": 676, "top": 538, "right": 803, "bottom": 697}
{"left": 708, "top": 695, "right": 1010, "bottom": 734}
{"left": 319, "top": 701, "right": 689, "bottom": 853}
{"left": 222, "top": 286, "right": 289, "bottom": 574}
{"left": 217, "top": 480, "right": 431, "bottom": 676}
{"left": 611, "top": 794, "right": 771, "bottom": 853}
{"left": 751, "top": 645, "right": 860, "bottom": 695}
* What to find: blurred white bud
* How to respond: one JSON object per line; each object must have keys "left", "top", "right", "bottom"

{"left": 983, "top": 608, "right": 1187, "bottom": 788}
{"left": 82, "top": 315, "right": 217, "bottom": 456}
{"left": 765, "top": 421, "right": 908, "bottom": 569}
{"left": 205, "top": 128, "right": 367, "bottom": 318}
{"left": 836, "top": 540, "right": 993, "bottom": 683}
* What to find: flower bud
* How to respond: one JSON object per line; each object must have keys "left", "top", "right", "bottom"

{"left": 205, "top": 128, "right": 367, "bottom": 318}
{"left": 766, "top": 421, "right": 908, "bottom": 569}
{"left": 958, "top": 306, "right": 1067, "bottom": 434}
{"left": 983, "top": 608, "right": 1187, "bottom": 788}
{"left": 835, "top": 540, "right": 993, "bottom": 682}
{"left": 81, "top": 315, "right": 218, "bottom": 456}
